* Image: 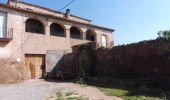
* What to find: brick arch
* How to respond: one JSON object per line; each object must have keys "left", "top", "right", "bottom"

{"left": 70, "top": 26, "right": 83, "bottom": 39}
{"left": 25, "top": 18, "right": 44, "bottom": 34}
{"left": 86, "top": 29, "right": 96, "bottom": 41}
{"left": 50, "top": 23, "right": 66, "bottom": 37}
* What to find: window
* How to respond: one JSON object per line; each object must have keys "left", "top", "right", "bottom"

{"left": 0, "top": 12, "right": 7, "bottom": 38}
{"left": 86, "top": 30, "right": 95, "bottom": 41}
{"left": 50, "top": 23, "right": 65, "bottom": 37}
{"left": 101, "top": 35, "right": 107, "bottom": 47}
{"left": 25, "top": 18, "right": 44, "bottom": 34}
{"left": 70, "top": 27, "right": 82, "bottom": 39}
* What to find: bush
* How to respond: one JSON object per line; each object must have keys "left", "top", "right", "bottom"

{"left": 78, "top": 44, "right": 90, "bottom": 50}
{"left": 97, "top": 46, "right": 106, "bottom": 50}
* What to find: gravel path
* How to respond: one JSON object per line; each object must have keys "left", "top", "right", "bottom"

{"left": 0, "top": 79, "right": 122, "bottom": 100}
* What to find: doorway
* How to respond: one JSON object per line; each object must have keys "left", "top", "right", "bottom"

{"left": 25, "top": 54, "right": 45, "bottom": 79}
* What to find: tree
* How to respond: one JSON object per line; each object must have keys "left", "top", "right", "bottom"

{"left": 157, "top": 30, "right": 170, "bottom": 59}
{"left": 157, "top": 30, "right": 170, "bottom": 39}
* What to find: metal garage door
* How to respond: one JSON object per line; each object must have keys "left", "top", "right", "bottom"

{"left": 46, "top": 50, "right": 65, "bottom": 73}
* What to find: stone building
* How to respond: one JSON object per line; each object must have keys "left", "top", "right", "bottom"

{"left": 0, "top": 0, "right": 114, "bottom": 82}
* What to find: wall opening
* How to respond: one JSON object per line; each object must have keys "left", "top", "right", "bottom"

{"left": 86, "top": 30, "right": 95, "bottom": 41}
{"left": 70, "top": 27, "right": 82, "bottom": 39}
{"left": 0, "top": 12, "right": 7, "bottom": 38}
{"left": 50, "top": 23, "right": 65, "bottom": 37}
{"left": 101, "top": 35, "right": 107, "bottom": 47}
{"left": 25, "top": 18, "right": 44, "bottom": 34}
{"left": 25, "top": 54, "right": 45, "bottom": 79}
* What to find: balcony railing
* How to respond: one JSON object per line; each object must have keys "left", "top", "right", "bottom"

{"left": 0, "top": 28, "right": 13, "bottom": 42}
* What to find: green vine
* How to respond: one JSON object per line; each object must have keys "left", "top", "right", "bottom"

{"left": 78, "top": 44, "right": 96, "bottom": 77}
{"left": 164, "top": 45, "right": 170, "bottom": 60}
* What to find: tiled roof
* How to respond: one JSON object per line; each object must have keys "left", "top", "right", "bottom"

{"left": 18, "top": 1, "right": 92, "bottom": 22}
{"left": 0, "top": 2, "right": 114, "bottom": 32}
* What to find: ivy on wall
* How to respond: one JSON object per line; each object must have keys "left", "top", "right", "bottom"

{"left": 164, "top": 45, "right": 170, "bottom": 60}
{"left": 77, "top": 44, "right": 96, "bottom": 77}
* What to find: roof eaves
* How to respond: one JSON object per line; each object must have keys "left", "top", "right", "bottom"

{"left": 18, "top": 1, "right": 91, "bottom": 22}
{"left": 0, "top": 2, "right": 114, "bottom": 33}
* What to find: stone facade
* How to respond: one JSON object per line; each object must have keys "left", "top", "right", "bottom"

{"left": 0, "top": 0, "right": 114, "bottom": 83}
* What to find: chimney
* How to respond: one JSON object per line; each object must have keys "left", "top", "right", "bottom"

{"left": 8, "top": 0, "right": 17, "bottom": 6}
{"left": 65, "top": 9, "right": 71, "bottom": 18}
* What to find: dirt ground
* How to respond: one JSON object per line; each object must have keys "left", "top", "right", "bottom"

{"left": 0, "top": 79, "right": 122, "bottom": 100}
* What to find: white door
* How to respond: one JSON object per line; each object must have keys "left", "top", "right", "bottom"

{"left": 101, "top": 35, "right": 107, "bottom": 47}
{"left": 0, "top": 12, "right": 6, "bottom": 38}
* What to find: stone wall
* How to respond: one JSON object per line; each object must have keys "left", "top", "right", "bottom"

{"left": 95, "top": 38, "right": 170, "bottom": 78}
{"left": 63, "top": 38, "right": 170, "bottom": 82}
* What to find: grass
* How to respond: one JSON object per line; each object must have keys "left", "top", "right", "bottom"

{"left": 56, "top": 97, "right": 65, "bottom": 100}
{"left": 67, "top": 96, "right": 88, "bottom": 100}
{"left": 56, "top": 91, "right": 62, "bottom": 98}
{"left": 65, "top": 92, "right": 74, "bottom": 96}
{"left": 99, "top": 88, "right": 164, "bottom": 100}
{"left": 84, "top": 77, "right": 170, "bottom": 100}
{"left": 48, "top": 90, "right": 89, "bottom": 100}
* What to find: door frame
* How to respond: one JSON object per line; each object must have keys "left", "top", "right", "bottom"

{"left": 25, "top": 54, "right": 46, "bottom": 79}
{"left": 0, "top": 11, "right": 7, "bottom": 38}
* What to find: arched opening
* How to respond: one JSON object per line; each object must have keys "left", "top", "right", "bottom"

{"left": 50, "top": 23, "right": 65, "bottom": 37}
{"left": 70, "top": 27, "right": 82, "bottom": 39}
{"left": 86, "top": 30, "right": 95, "bottom": 41}
{"left": 25, "top": 18, "right": 44, "bottom": 34}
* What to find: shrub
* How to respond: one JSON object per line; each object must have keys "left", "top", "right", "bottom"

{"left": 97, "top": 46, "right": 106, "bottom": 50}
{"left": 78, "top": 44, "right": 89, "bottom": 50}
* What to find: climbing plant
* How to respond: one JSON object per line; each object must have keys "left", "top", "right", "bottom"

{"left": 164, "top": 45, "right": 170, "bottom": 60}
{"left": 77, "top": 44, "right": 96, "bottom": 77}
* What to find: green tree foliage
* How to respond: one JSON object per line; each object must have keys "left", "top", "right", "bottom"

{"left": 158, "top": 30, "right": 170, "bottom": 59}
{"left": 157, "top": 30, "right": 170, "bottom": 39}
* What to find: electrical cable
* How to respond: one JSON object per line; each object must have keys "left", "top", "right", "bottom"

{"left": 59, "top": 0, "right": 76, "bottom": 11}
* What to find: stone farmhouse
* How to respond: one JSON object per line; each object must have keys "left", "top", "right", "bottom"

{"left": 0, "top": 0, "right": 114, "bottom": 82}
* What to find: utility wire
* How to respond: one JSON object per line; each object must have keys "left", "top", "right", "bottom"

{"left": 59, "top": 0, "right": 76, "bottom": 11}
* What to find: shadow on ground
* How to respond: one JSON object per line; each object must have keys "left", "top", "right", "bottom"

{"left": 83, "top": 77, "right": 170, "bottom": 100}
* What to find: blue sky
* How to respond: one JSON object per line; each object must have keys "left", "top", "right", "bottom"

{"left": 1, "top": 0, "right": 170, "bottom": 45}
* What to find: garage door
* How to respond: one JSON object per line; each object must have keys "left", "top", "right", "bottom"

{"left": 46, "top": 50, "right": 65, "bottom": 73}
{"left": 0, "top": 12, "right": 6, "bottom": 38}
{"left": 25, "top": 54, "right": 45, "bottom": 79}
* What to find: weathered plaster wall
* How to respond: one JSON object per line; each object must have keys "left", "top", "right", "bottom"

{"left": 0, "top": 5, "right": 114, "bottom": 83}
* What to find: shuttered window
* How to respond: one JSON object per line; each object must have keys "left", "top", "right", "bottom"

{"left": 0, "top": 12, "right": 6, "bottom": 38}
